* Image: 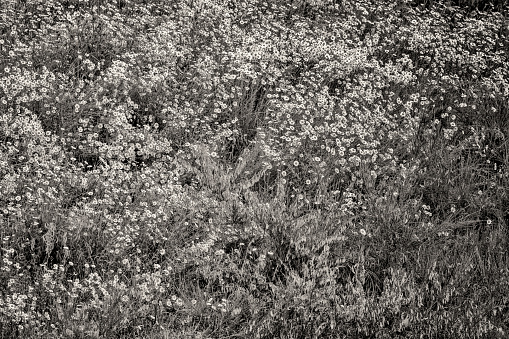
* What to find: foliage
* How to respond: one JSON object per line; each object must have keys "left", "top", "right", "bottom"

{"left": 1, "top": 0, "right": 509, "bottom": 338}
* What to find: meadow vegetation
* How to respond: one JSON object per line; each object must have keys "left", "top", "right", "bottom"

{"left": 1, "top": 0, "right": 509, "bottom": 337}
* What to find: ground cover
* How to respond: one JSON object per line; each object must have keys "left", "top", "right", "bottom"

{"left": 1, "top": 0, "right": 509, "bottom": 337}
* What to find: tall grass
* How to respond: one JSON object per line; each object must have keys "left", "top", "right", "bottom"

{"left": 1, "top": 0, "right": 509, "bottom": 338}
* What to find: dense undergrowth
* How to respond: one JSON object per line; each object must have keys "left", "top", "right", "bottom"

{"left": 1, "top": 0, "right": 509, "bottom": 338}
